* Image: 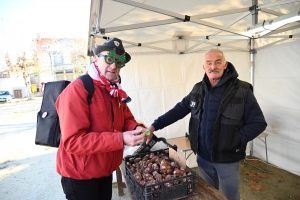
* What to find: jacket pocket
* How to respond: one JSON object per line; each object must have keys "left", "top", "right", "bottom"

{"left": 218, "top": 125, "right": 241, "bottom": 151}
{"left": 221, "top": 98, "right": 244, "bottom": 125}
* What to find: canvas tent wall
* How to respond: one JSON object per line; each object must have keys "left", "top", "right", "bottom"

{"left": 253, "top": 40, "right": 300, "bottom": 176}
{"left": 87, "top": 0, "right": 300, "bottom": 175}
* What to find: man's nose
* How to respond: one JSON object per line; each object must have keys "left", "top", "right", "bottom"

{"left": 109, "top": 62, "right": 117, "bottom": 69}
{"left": 210, "top": 63, "right": 217, "bottom": 69}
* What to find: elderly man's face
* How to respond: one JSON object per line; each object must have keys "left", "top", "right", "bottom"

{"left": 203, "top": 51, "right": 228, "bottom": 83}
{"left": 94, "top": 51, "right": 121, "bottom": 82}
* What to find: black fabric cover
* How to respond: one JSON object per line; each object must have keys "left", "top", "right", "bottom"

{"left": 35, "top": 74, "right": 94, "bottom": 148}
{"left": 35, "top": 80, "right": 70, "bottom": 147}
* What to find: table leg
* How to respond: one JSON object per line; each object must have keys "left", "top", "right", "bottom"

{"left": 116, "top": 167, "right": 125, "bottom": 196}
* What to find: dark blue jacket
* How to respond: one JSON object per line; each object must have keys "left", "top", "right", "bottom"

{"left": 152, "top": 62, "right": 267, "bottom": 163}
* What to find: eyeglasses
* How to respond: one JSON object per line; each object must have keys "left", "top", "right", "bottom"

{"left": 97, "top": 53, "right": 126, "bottom": 68}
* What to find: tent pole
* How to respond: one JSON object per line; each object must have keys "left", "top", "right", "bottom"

{"left": 248, "top": 0, "right": 258, "bottom": 156}
{"left": 250, "top": 39, "right": 254, "bottom": 86}
{"left": 250, "top": 0, "right": 258, "bottom": 86}
{"left": 252, "top": 0, "right": 258, "bottom": 25}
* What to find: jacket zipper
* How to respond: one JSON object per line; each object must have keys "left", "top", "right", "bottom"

{"left": 111, "top": 101, "right": 114, "bottom": 125}
{"left": 110, "top": 100, "right": 114, "bottom": 173}
{"left": 211, "top": 86, "right": 234, "bottom": 162}
{"left": 203, "top": 91, "right": 209, "bottom": 160}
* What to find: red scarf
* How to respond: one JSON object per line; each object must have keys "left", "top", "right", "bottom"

{"left": 93, "top": 65, "right": 131, "bottom": 103}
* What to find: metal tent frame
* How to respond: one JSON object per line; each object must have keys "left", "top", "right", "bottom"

{"left": 86, "top": 0, "right": 300, "bottom": 174}
{"left": 87, "top": 0, "right": 300, "bottom": 57}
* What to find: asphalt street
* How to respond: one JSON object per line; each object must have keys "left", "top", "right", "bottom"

{"left": 0, "top": 98, "right": 130, "bottom": 200}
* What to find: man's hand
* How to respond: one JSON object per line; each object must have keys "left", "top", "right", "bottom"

{"left": 123, "top": 129, "right": 145, "bottom": 147}
{"left": 135, "top": 126, "right": 144, "bottom": 132}
{"left": 145, "top": 125, "right": 155, "bottom": 144}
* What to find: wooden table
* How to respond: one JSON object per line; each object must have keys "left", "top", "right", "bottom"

{"left": 118, "top": 162, "right": 228, "bottom": 200}
{"left": 167, "top": 136, "right": 193, "bottom": 159}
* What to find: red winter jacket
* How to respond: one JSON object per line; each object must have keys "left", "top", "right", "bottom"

{"left": 56, "top": 78, "right": 141, "bottom": 180}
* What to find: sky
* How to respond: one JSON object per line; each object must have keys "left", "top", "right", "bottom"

{"left": 0, "top": 0, "right": 91, "bottom": 38}
{"left": 0, "top": 0, "right": 91, "bottom": 52}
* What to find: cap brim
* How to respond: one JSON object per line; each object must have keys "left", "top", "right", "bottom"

{"left": 124, "top": 53, "right": 131, "bottom": 63}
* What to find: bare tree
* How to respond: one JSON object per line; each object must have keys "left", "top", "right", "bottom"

{"left": 70, "top": 39, "right": 89, "bottom": 76}
{"left": 5, "top": 50, "right": 39, "bottom": 100}
{"left": 71, "top": 49, "right": 88, "bottom": 75}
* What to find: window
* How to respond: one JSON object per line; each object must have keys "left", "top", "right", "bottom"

{"left": 53, "top": 55, "right": 63, "bottom": 65}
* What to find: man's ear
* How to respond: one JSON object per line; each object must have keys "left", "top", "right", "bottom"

{"left": 224, "top": 62, "right": 228, "bottom": 69}
{"left": 93, "top": 55, "right": 98, "bottom": 61}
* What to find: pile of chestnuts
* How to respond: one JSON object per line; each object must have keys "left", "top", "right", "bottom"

{"left": 126, "top": 151, "right": 193, "bottom": 190}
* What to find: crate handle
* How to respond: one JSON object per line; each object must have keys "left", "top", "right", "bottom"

{"left": 158, "top": 137, "right": 177, "bottom": 151}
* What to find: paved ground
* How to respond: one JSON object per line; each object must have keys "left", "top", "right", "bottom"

{"left": 0, "top": 98, "right": 130, "bottom": 200}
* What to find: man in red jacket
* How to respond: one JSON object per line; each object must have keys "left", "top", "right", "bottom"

{"left": 56, "top": 38, "right": 146, "bottom": 200}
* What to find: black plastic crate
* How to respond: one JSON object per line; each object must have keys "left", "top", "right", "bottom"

{"left": 124, "top": 149, "right": 197, "bottom": 200}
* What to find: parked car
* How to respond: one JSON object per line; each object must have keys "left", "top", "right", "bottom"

{"left": 0, "top": 91, "right": 13, "bottom": 102}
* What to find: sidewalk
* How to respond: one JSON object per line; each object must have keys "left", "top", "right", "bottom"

{"left": 12, "top": 96, "right": 43, "bottom": 102}
{"left": 0, "top": 98, "right": 130, "bottom": 200}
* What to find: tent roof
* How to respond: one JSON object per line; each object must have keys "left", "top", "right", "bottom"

{"left": 87, "top": 0, "right": 300, "bottom": 55}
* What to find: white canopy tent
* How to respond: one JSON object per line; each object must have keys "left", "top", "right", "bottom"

{"left": 87, "top": 0, "right": 300, "bottom": 175}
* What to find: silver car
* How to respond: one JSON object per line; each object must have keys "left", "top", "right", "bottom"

{"left": 0, "top": 91, "right": 13, "bottom": 102}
